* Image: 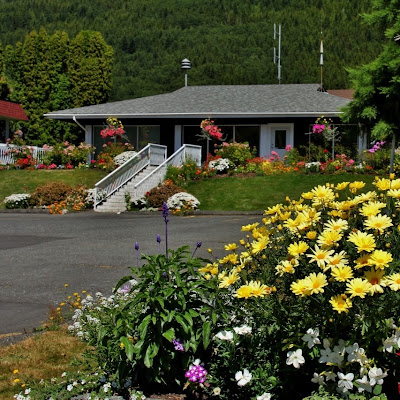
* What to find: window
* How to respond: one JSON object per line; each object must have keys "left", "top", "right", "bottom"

{"left": 274, "top": 129, "right": 286, "bottom": 149}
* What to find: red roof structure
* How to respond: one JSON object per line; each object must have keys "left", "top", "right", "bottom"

{"left": 327, "top": 89, "right": 354, "bottom": 100}
{"left": 0, "top": 100, "right": 29, "bottom": 121}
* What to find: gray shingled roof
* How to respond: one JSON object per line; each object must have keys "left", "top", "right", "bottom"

{"left": 45, "top": 84, "right": 351, "bottom": 120}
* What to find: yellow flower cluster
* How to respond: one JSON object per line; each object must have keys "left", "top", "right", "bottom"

{"left": 207, "top": 177, "right": 400, "bottom": 313}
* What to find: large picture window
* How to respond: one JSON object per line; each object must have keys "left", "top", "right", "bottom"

{"left": 93, "top": 125, "right": 160, "bottom": 154}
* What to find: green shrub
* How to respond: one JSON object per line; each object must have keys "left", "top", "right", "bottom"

{"left": 145, "top": 182, "right": 185, "bottom": 208}
{"left": 30, "top": 181, "right": 76, "bottom": 206}
{"left": 164, "top": 158, "right": 200, "bottom": 185}
{"left": 215, "top": 142, "right": 253, "bottom": 166}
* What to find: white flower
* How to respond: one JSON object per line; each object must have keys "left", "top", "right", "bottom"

{"left": 66, "top": 384, "right": 73, "bottom": 391}
{"left": 215, "top": 330, "right": 234, "bottom": 341}
{"left": 324, "top": 371, "right": 337, "bottom": 382}
{"left": 213, "top": 387, "right": 221, "bottom": 396}
{"left": 286, "top": 349, "right": 305, "bottom": 368}
{"left": 355, "top": 375, "right": 372, "bottom": 393}
{"left": 113, "top": 151, "right": 138, "bottom": 166}
{"left": 61, "top": 372, "right": 67, "bottom": 377}
{"left": 24, "top": 389, "right": 31, "bottom": 395}
{"left": 257, "top": 393, "right": 272, "bottom": 400}
{"left": 302, "top": 328, "right": 321, "bottom": 349}
{"left": 311, "top": 372, "right": 325, "bottom": 385}
{"left": 235, "top": 369, "right": 252, "bottom": 386}
{"left": 233, "top": 325, "right": 252, "bottom": 335}
{"left": 337, "top": 372, "right": 354, "bottom": 392}
{"left": 166, "top": 192, "right": 200, "bottom": 211}
{"left": 208, "top": 158, "right": 232, "bottom": 172}
{"left": 368, "top": 367, "right": 387, "bottom": 386}
{"left": 347, "top": 345, "right": 368, "bottom": 365}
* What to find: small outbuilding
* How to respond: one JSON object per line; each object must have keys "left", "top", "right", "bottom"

{"left": 0, "top": 100, "right": 29, "bottom": 142}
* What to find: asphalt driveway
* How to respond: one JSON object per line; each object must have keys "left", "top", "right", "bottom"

{"left": 0, "top": 211, "right": 262, "bottom": 337}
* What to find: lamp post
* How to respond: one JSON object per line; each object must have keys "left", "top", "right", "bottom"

{"left": 181, "top": 58, "right": 191, "bottom": 87}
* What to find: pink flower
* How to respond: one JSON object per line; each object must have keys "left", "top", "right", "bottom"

{"left": 285, "top": 145, "right": 292, "bottom": 152}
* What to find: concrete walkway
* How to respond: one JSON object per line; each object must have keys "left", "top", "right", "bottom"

{"left": 0, "top": 211, "right": 262, "bottom": 338}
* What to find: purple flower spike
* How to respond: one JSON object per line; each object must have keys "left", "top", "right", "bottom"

{"left": 157, "top": 234, "right": 161, "bottom": 243}
{"left": 135, "top": 242, "right": 139, "bottom": 251}
{"left": 162, "top": 202, "right": 169, "bottom": 219}
{"left": 196, "top": 241, "right": 202, "bottom": 248}
{"left": 172, "top": 339, "right": 185, "bottom": 352}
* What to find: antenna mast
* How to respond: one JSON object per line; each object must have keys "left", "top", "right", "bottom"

{"left": 273, "top": 23, "right": 282, "bottom": 84}
{"left": 318, "top": 30, "right": 325, "bottom": 92}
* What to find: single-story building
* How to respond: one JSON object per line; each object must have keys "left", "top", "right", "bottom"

{"left": 45, "top": 84, "right": 362, "bottom": 160}
{"left": 0, "top": 100, "right": 29, "bottom": 142}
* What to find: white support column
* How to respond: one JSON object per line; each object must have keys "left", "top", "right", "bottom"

{"left": 85, "top": 125, "right": 93, "bottom": 162}
{"left": 357, "top": 129, "right": 368, "bottom": 157}
{"left": 174, "top": 125, "right": 182, "bottom": 151}
{"left": 259, "top": 124, "right": 269, "bottom": 158}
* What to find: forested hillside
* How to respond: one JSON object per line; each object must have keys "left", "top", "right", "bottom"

{"left": 0, "top": 0, "right": 384, "bottom": 101}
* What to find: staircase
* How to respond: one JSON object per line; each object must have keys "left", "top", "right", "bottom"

{"left": 94, "top": 143, "right": 202, "bottom": 213}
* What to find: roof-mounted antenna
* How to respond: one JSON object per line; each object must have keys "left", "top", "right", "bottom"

{"left": 273, "top": 23, "right": 282, "bottom": 84}
{"left": 317, "top": 29, "right": 326, "bottom": 92}
{"left": 181, "top": 58, "right": 191, "bottom": 87}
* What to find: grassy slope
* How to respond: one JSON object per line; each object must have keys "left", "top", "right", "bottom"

{"left": 185, "top": 173, "right": 378, "bottom": 211}
{"left": 0, "top": 169, "right": 108, "bottom": 208}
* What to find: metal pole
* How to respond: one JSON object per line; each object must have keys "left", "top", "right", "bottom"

{"left": 278, "top": 24, "right": 281, "bottom": 84}
{"left": 390, "top": 131, "right": 396, "bottom": 174}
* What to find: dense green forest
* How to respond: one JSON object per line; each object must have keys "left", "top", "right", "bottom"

{"left": 0, "top": 0, "right": 385, "bottom": 101}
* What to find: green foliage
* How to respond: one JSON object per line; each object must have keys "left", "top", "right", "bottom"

{"left": 0, "top": 0, "right": 386, "bottom": 103}
{"left": 215, "top": 142, "right": 254, "bottom": 166}
{"left": 145, "top": 182, "right": 185, "bottom": 208}
{"left": 164, "top": 158, "right": 200, "bottom": 185}
{"left": 4, "top": 28, "right": 113, "bottom": 145}
{"left": 341, "top": 0, "right": 400, "bottom": 142}
{"left": 43, "top": 142, "right": 94, "bottom": 167}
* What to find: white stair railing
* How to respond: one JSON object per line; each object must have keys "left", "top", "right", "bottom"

{"left": 94, "top": 143, "right": 167, "bottom": 209}
{"left": 131, "top": 144, "right": 202, "bottom": 201}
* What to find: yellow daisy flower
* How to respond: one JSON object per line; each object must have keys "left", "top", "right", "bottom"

{"left": 364, "top": 268, "right": 385, "bottom": 294}
{"left": 264, "top": 204, "right": 282, "bottom": 215}
{"left": 290, "top": 279, "right": 310, "bottom": 297}
{"left": 224, "top": 243, "right": 238, "bottom": 251}
{"left": 329, "top": 294, "right": 352, "bottom": 313}
{"left": 287, "top": 241, "right": 309, "bottom": 257}
{"left": 348, "top": 231, "right": 376, "bottom": 253}
{"left": 247, "top": 280, "right": 272, "bottom": 297}
{"left": 311, "top": 185, "right": 335, "bottom": 204}
{"left": 335, "top": 182, "right": 350, "bottom": 191}
{"left": 360, "top": 201, "right": 387, "bottom": 217}
{"left": 306, "top": 245, "right": 335, "bottom": 269}
{"left": 251, "top": 236, "right": 270, "bottom": 254}
{"left": 369, "top": 249, "right": 393, "bottom": 269}
{"left": 219, "top": 270, "right": 240, "bottom": 288}
{"left": 324, "top": 218, "right": 349, "bottom": 232}
{"left": 301, "top": 191, "right": 314, "bottom": 200}
{"left": 241, "top": 222, "right": 259, "bottom": 232}
{"left": 364, "top": 214, "right": 393, "bottom": 234}
{"left": 328, "top": 251, "right": 349, "bottom": 268}
{"left": 304, "top": 272, "right": 328, "bottom": 295}
{"left": 384, "top": 273, "right": 400, "bottom": 291}
{"left": 331, "top": 265, "right": 354, "bottom": 282}
{"left": 387, "top": 189, "right": 400, "bottom": 198}
{"left": 275, "top": 260, "right": 297, "bottom": 276}
{"left": 349, "top": 181, "right": 366, "bottom": 191}
{"left": 346, "top": 278, "right": 372, "bottom": 298}
{"left": 374, "top": 178, "right": 391, "bottom": 191}
{"left": 317, "top": 229, "right": 343, "bottom": 248}
{"left": 354, "top": 253, "right": 371, "bottom": 270}
{"left": 235, "top": 284, "right": 253, "bottom": 298}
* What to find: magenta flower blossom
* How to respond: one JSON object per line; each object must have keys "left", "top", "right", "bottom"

{"left": 185, "top": 360, "right": 207, "bottom": 383}
{"left": 172, "top": 339, "right": 184, "bottom": 352}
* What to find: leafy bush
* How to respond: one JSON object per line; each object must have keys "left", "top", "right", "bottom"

{"left": 95, "top": 142, "right": 134, "bottom": 170}
{"left": 69, "top": 246, "right": 222, "bottom": 395}
{"left": 166, "top": 192, "right": 200, "bottom": 214}
{"left": 30, "top": 182, "right": 76, "bottom": 206}
{"left": 164, "top": 158, "right": 200, "bottom": 185}
{"left": 145, "top": 182, "right": 185, "bottom": 208}
{"left": 43, "top": 142, "right": 94, "bottom": 167}
{"left": 215, "top": 142, "right": 254, "bottom": 166}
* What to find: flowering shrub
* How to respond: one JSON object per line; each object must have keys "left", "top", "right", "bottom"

{"left": 200, "top": 176, "right": 400, "bottom": 399}
{"left": 95, "top": 142, "right": 134, "bottom": 171}
{"left": 208, "top": 157, "right": 233, "bottom": 173}
{"left": 363, "top": 141, "right": 390, "bottom": 171}
{"left": 166, "top": 192, "right": 200, "bottom": 214}
{"left": 164, "top": 159, "right": 201, "bottom": 184}
{"left": 215, "top": 142, "right": 254, "bottom": 166}
{"left": 3, "top": 193, "right": 31, "bottom": 209}
{"left": 113, "top": 150, "right": 138, "bottom": 167}
{"left": 100, "top": 117, "right": 125, "bottom": 139}
{"left": 5, "top": 134, "right": 37, "bottom": 168}
{"left": 145, "top": 181, "right": 185, "bottom": 208}
{"left": 43, "top": 142, "right": 94, "bottom": 167}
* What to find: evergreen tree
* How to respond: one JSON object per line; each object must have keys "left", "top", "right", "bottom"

{"left": 341, "top": 0, "right": 400, "bottom": 142}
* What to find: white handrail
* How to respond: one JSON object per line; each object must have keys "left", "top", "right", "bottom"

{"left": 94, "top": 143, "right": 167, "bottom": 208}
{"left": 133, "top": 144, "right": 202, "bottom": 192}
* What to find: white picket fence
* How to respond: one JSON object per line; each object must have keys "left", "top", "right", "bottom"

{"left": 0, "top": 143, "right": 48, "bottom": 165}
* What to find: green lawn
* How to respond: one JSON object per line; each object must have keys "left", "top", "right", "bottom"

{"left": 185, "top": 173, "right": 378, "bottom": 211}
{"left": 0, "top": 169, "right": 107, "bottom": 208}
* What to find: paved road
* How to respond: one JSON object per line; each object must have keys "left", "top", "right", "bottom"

{"left": 0, "top": 211, "right": 262, "bottom": 336}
